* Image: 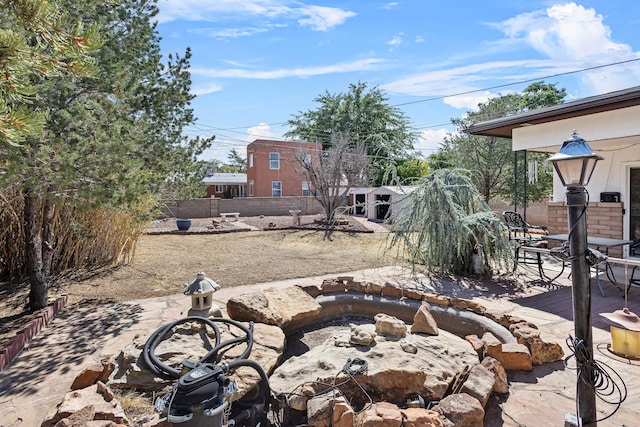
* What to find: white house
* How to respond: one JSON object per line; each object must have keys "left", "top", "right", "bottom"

{"left": 466, "top": 85, "right": 640, "bottom": 257}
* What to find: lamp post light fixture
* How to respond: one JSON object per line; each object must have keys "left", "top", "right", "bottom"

{"left": 548, "top": 130, "right": 603, "bottom": 426}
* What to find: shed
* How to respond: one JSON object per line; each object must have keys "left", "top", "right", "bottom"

{"left": 366, "top": 186, "right": 418, "bottom": 222}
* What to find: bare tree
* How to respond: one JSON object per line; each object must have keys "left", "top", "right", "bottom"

{"left": 295, "top": 135, "right": 371, "bottom": 223}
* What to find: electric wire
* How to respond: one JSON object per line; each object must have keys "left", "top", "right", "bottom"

{"left": 188, "top": 57, "right": 640, "bottom": 144}
{"left": 564, "top": 335, "right": 628, "bottom": 424}
{"left": 276, "top": 357, "right": 373, "bottom": 425}
{"left": 550, "top": 188, "right": 628, "bottom": 424}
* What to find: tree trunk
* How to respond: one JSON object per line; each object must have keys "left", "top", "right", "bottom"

{"left": 42, "top": 196, "right": 56, "bottom": 275}
{"left": 24, "top": 190, "right": 48, "bottom": 310}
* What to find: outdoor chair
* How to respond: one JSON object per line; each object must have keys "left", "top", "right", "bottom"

{"left": 502, "top": 211, "right": 549, "bottom": 279}
{"left": 627, "top": 239, "right": 640, "bottom": 294}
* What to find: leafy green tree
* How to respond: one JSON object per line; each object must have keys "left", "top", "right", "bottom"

{"left": 441, "top": 82, "right": 565, "bottom": 204}
{"left": 285, "top": 81, "right": 417, "bottom": 185}
{"left": 389, "top": 169, "right": 513, "bottom": 277}
{"left": 1, "top": 0, "right": 209, "bottom": 310}
{"left": 388, "top": 153, "right": 432, "bottom": 185}
{"left": 226, "top": 148, "right": 247, "bottom": 173}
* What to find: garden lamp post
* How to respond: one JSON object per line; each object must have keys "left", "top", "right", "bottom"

{"left": 548, "top": 130, "right": 603, "bottom": 426}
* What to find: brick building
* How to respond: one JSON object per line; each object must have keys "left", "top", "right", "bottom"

{"left": 246, "top": 139, "right": 321, "bottom": 197}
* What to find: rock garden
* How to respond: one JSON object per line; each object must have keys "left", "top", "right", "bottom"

{"left": 43, "top": 276, "right": 564, "bottom": 427}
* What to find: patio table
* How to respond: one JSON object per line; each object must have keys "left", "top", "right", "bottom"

{"left": 546, "top": 234, "right": 633, "bottom": 296}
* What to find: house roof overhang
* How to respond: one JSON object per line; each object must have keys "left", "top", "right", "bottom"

{"left": 464, "top": 85, "right": 640, "bottom": 139}
{"left": 202, "top": 173, "right": 247, "bottom": 185}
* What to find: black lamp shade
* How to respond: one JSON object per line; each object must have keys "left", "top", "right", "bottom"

{"left": 548, "top": 130, "right": 603, "bottom": 187}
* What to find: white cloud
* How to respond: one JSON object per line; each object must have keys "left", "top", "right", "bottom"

{"left": 156, "top": 0, "right": 356, "bottom": 32}
{"left": 191, "top": 83, "right": 223, "bottom": 96}
{"left": 387, "top": 33, "right": 403, "bottom": 47}
{"left": 381, "top": 59, "right": 561, "bottom": 97}
{"left": 190, "top": 26, "right": 271, "bottom": 39}
{"left": 495, "top": 2, "right": 640, "bottom": 93}
{"left": 382, "top": 3, "right": 640, "bottom": 104}
{"left": 382, "top": 2, "right": 399, "bottom": 10}
{"left": 297, "top": 5, "right": 356, "bottom": 31}
{"left": 191, "top": 58, "right": 385, "bottom": 79}
{"left": 247, "top": 123, "right": 274, "bottom": 140}
{"left": 415, "top": 129, "right": 450, "bottom": 153}
{"left": 444, "top": 91, "right": 498, "bottom": 110}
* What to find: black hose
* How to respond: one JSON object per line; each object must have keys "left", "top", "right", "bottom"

{"left": 142, "top": 316, "right": 253, "bottom": 380}
{"left": 223, "top": 358, "right": 272, "bottom": 404}
{"left": 222, "top": 358, "right": 272, "bottom": 426}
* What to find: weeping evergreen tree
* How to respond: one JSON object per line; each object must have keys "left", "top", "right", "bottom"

{"left": 389, "top": 169, "right": 513, "bottom": 277}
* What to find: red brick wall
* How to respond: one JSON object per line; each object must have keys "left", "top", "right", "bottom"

{"left": 246, "top": 139, "right": 321, "bottom": 197}
{"left": 547, "top": 201, "right": 625, "bottom": 257}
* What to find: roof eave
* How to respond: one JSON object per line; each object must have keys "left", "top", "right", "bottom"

{"left": 464, "top": 85, "right": 640, "bottom": 139}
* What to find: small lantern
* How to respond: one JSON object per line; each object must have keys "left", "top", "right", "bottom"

{"left": 183, "top": 272, "right": 221, "bottom": 315}
{"left": 599, "top": 308, "right": 640, "bottom": 359}
{"left": 548, "top": 130, "right": 603, "bottom": 187}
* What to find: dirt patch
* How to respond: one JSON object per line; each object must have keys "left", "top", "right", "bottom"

{"left": 0, "top": 216, "right": 398, "bottom": 347}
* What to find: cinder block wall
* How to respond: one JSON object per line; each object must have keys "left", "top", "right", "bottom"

{"left": 547, "top": 201, "right": 625, "bottom": 257}
{"left": 160, "top": 196, "right": 325, "bottom": 219}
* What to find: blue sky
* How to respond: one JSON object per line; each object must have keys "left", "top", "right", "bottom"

{"left": 155, "top": 1, "right": 640, "bottom": 163}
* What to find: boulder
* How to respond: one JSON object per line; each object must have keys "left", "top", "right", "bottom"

{"left": 43, "top": 383, "right": 129, "bottom": 427}
{"left": 321, "top": 278, "right": 347, "bottom": 293}
{"left": 374, "top": 313, "right": 407, "bottom": 337}
{"left": 350, "top": 323, "right": 377, "bottom": 346}
{"left": 52, "top": 405, "right": 96, "bottom": 427}
{"left": 496, "top": 343, "right": 533, "bottom": 371}
{"left": 355, "top": 402, "right": 403, "bottom": 427}
{"left": 480, "top": 357, "right": 509, "bottom": 395}
{"left": 464, "top": 335, "right": 485, "bottom": 359}
{"left": 400, "top": 407, "right": 446, "bottom": 427}
{"left": 71, "top": 359, "right": 115, "bottom": 390}
{"left": 380, "top": 282, "right": 404, "bottom": 298}
{"left": 226, "top": 286, "right": 322, "bottom": 332}
{"left": 270, "top": 325, "right": 479, "bottom": 405}
{"left": 510, "top": 323, "right": 563, "bottom": 365}
{"left": 307, "top": 394, "right": 354, "bottom": 427}
{"left": 435, "top": 393, "right": 484, "bottom": 427}
{"left": 411, "top": 303, "right": 439, "bottom": 335}
{"left": 459, "top": 364, "right": 495, "bottom": 408}
{"left": 481, "top": 332, "right": 502, "bottom": 360}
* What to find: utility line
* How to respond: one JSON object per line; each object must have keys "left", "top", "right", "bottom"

{"left": 189, "top": 57, "right": 640, "bottom": 134}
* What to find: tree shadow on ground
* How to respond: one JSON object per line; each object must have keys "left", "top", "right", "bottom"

{"left": 0, "top": 300, "right": 141, "bottom": 397}
{"left": 388, "top": 269, "right": 529, "bottom": 300}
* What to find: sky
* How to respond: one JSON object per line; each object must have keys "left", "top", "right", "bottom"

{"left": 155, "top": 1, "right": 640, "bottom": 163}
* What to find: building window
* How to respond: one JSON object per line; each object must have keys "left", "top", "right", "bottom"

{"left": 270, "top": 152, "right": 280, "bottom": 169}
{"left": 249, "top": 180, "right": 254, "bottom": 196}
{"left": 215, "top": 185, "right": 223, "bottom": 193}
{"left": 303, "top": 154, "right": 311, "bottom": 167}
{"left": 302, "top": 181, "right": 311, "bottom": 196}
{"left": 272, "top": 181, "right": 282, "bottom": 197}
{"left": 249, "top": 153, "right": 254, "bottom": 168}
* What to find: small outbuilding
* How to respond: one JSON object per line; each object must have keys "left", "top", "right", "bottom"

{"left": 366, "top": 186, "right": 418, "bottom": 222}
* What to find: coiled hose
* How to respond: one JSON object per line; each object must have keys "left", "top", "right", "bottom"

{"left": 142, "top": 316, "right": 254, "bottom": 380}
